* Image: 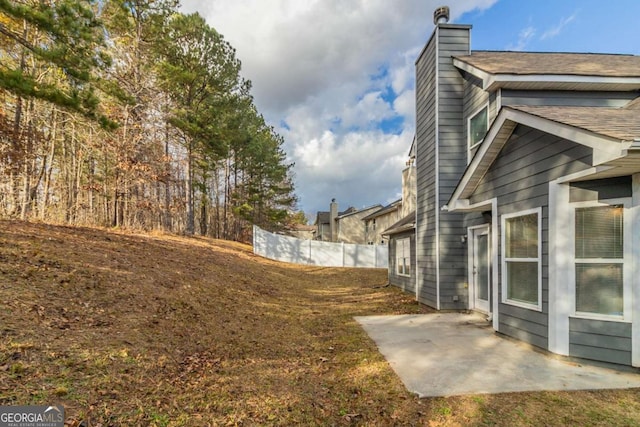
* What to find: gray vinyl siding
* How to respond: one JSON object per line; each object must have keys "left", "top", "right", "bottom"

{"left": 388, "top": 230, "right": 416, "bottom": 295}
{"left": 415, "top": 28, "right": 437, "bottom": 307}
{"left": 436, "top": 25, "right": 471, "bottom": 310}
{"left": 468, "top": 125, "right": 592, "bottom": 350}
{"left": 569, "top": 318, "right": 632, "bottom": 365}
{"left": 463, "top": 74, "right": 498, "bottom": 161}
{"left": 569, "top": 176, "right": 632, "bottom": 202}
{"left": 501, "top": 90, "right": 638, "bottom": 108}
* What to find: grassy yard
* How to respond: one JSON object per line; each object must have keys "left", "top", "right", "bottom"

{"left": 0, "top": 220, "right": 639, "bottom": 426}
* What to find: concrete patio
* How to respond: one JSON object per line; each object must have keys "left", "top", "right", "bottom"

{"left": 355, "top": 312, "right": 640, "bottom": 397}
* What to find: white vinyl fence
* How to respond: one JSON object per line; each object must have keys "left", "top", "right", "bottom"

{"left": 253, "top": 225, "right": 388, "bottom": 268}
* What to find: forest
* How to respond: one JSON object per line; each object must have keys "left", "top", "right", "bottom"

{"left": 0, "top": 0, "right": 300, "bottom": 241}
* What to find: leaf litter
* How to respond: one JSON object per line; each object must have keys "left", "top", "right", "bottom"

{"left": 1, "top": 220, "right": 639, "bottom": 426}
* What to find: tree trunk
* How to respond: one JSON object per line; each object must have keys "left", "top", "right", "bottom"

{"left": 185, "top": 138, "right": 194, "bottom": 234}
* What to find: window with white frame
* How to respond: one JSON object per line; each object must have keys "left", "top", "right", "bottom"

{"left": 396, "top": 238, "right": 410, "bottom": 277}
{"left": 574, "top": 203, "right": 626, "bottom": 318}
{"left": 468, "top": 104, "right": 489, "bottom": 150}
{"left": 502, "top": 209, "right": 541, "bottom": 310}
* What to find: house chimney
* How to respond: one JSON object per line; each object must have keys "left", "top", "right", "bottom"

{"left": 433, "top": 6, "right": 450, "bottom": 25}
{"left": 329, "top": 199, "right": 338, "bottom": 242}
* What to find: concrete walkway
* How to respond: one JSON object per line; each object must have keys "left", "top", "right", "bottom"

{"left": 355, "top": 312, "right": 640, "bottom": 397}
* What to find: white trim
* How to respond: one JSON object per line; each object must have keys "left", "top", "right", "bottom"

{"left": 467, "top": 102, "right": 490, "bottom": 161}
{"left": 501, "top": 207, "right": 543, "bottom": 312}
{"left": 503, "top": 109, "right": 627, "bottom": 164}
{"left": 448, "top": 111, "right": 515, "bottom": 206}
{"left": 434, "top": 28, "right": 441, "bottom": 310}
{"left": 490, "top": 199, "right": 499, "bottom": 330}
{"left": 548, "top": 179, "right": 571, "bottom": 355}
{"left": 556, "top": 166, "right": 616, "bottom": 184}
{"left": 451, "top": 57, "right": 640, "bottom": 92}
{"left": 415, "top": 195, "right": 420, "bottom": 301}
{"left": 452, "top": 58, "right": 492, "bottom": 83}
{"left": 484, "top": 74, "right": 640, "bottom": 92}
{"left": 396, "top": 237, "right": 411, "bottom": 277}
{"left": 468, "top": 224, "right": 491, "bottom": 313}
{"left": 632, "top": 174, "right": 640, "bottom": 367}
{"left": 448, "top": 107, "right": 632, "bottom": 210}
{"left": 569, "top": 198, "right": 632, "bottom": 322}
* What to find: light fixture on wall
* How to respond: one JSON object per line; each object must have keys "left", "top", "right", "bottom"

{"left": 460, "top": 235, "right": 467, "bottom": 244}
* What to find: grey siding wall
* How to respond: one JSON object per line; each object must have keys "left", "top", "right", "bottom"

{"left": 388, "top": 230, "right": 416, "bottom": 295}
{"left": 436, "top": 25, "right": 471, "bottom": 310}
{"left": 569, "top": 318, "right": 632, "bottom": 366}
{"left": 501, "top": 90, "right": 638, "bottom": 108}
{"left": 415, "top": 27, "right": 438, "bottom": 307}
{"left": 469, "top": 125, "right": 592, "bottom": 349}
{"left": 462, "top": 74, "right": 498, "bottom": 161}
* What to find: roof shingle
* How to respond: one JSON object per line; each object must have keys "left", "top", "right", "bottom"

{"left": 510, "top": 97, "right": 640, "bottom": 142}
{"left": 455, "top": 51, "right": 640, "bottom": 77}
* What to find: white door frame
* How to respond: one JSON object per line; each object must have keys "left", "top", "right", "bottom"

{"left": 468, "top": 224, "right": 491, "bottom": 314}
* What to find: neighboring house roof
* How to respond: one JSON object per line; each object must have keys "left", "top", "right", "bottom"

{"left": 336, "top": 204, "right": 382, "bottom": 219}
{"left": 453, "top": 51, "right": 640, "bottom": 92}
{"left": 291, "top": 224, "right": 315, "bottom": 232}
{"left": 447, "top": 96, "right": 640, "bottom": 210}
{"left": 314, "top": 211, "right": 330, "bottom": 225}
{"left": 362, "top": 200, "right": 402, "bottom": 221}
{"left": 314, "top": 207, "right": 360, "bottom": 225}
{"left": 382, "top": 211, "right": 415, "bottom": 236}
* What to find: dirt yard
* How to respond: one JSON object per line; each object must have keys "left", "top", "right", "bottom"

{"left": 1, "top": 220, "right": 639, "bottom": 426}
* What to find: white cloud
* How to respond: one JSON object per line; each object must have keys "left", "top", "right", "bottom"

{"left": 393, "top": 90, "right": 416, "bottom": 125}
{"left": 508, "top": 25, "right": 536, "bottom": 51}
{"left": 180, "top": 0, "right": 498, "bottom": 217}
{"left": 540, "top": 13, "right": 577, "bottom": 40}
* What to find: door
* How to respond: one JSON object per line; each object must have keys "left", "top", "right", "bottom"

{"left": 470, "top": 225, "right": 490, "bottom": 313}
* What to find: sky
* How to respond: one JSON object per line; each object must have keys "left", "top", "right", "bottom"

{"left": 179, "top": 0, "right": 640, "bottom": 221}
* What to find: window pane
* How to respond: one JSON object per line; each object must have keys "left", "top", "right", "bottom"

{"left": 506, "top": 261, "right": 538, "bottom": 304}
{"left": 505, "top": 213, "right": 538, "bottom": 258}
{"left": 576, "top": 263, "right": 623, "bottom": 316}
{"left": 470, "top": 106, "right": 488, "bottom": 146}
{"left": 575, "top": 205, "right": 623, "bottom": 259}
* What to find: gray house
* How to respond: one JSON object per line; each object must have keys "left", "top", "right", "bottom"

{"left": 409, "top": 8, "right": 640, "bottom": 366}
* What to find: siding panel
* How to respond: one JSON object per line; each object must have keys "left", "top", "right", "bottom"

{"left": 470, "top": 127, "right": 593, "bottom": 349}
{"left": 568, "top": 317, "right": 632, "bottom": 365}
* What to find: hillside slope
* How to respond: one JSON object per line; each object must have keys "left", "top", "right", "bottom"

{"left": 0, "top": 220, "right": 425, "bottom": 425}
{"left": 2, "top": 221, "right": 639, "bottom": 427}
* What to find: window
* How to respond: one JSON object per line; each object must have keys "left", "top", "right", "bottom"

{"left": 574, "top": 205, "right": 624, "bottom": 317}
{"left": 468, "top": 104, "right": 489, "bottom": 149}
{"left": 502, "top": 209, "right": 541, "bottom": 310}
{"left": 396, "top": 238, "right": 410, "bottom": 277}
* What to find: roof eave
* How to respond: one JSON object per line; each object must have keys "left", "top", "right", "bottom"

{"left": 448, "top": 108, "right": 632, "bottom": 210}
{"left": 486, "top": 75, "right": 640, "bottom": 91}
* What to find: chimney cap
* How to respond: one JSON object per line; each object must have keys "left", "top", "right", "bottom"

{"left": 433, "top": 6, "right": 450, "bottom": 25}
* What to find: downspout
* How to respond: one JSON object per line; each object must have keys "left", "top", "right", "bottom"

{"left": 434, "top": 27, "right": 441, "bottom": 310}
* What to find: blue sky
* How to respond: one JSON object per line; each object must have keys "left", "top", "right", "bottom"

{"left": 180, "top": 0, "right": 640, "bottom": 221}
{"left": 466, "top": 0, "right": 640, "bottom": 54}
